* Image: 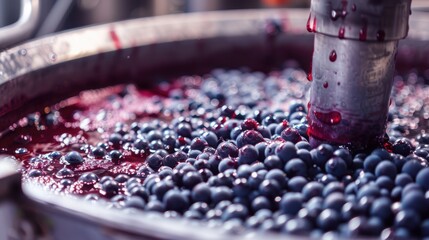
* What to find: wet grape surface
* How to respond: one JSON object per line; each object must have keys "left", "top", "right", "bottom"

{"left": 1, "top": 66, "right": 429, "bottom": 238}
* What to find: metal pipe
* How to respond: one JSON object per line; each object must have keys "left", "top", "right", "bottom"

{"left": 307, "top": 0, "right": 412, "bottom": 149}
{"left": 0, "top": 0, "right": 40, "bottom": 48}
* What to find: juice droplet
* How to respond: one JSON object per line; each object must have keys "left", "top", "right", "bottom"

{"left": 341, "top": 0, "right": 348, "bottom": 18}
{"left": 314, "top": 110, "right": 342, "bottom": 125}
{"left": 323, "top": 82, "right": 329, "bottom": 88}
{"left": 306, "top": 14, "right": 317, "bottom": 32}
{"left": 281, "top": 120, "right": 289, "bottom": 128}
{"left": 351, "top": 4, "right": 356, "bottom": 11}
{"left": 359, "top": 20, "right": 367, "bottom": 41}
{"left": 376, "top": 30, "right": 385, "bottom": 42}
{"left": 307, "top": 72, "right": 313, "bottom": 82}
{"left": 359, "top": 28, "right": 367, "bottom": 41}
{"left": 338, "top": 27, "right": 345, "bottom": 39}
{"left": 383, "top": 141, "right": 393, "bottom": 152}
{"left": 329, "top": 50, "right": 337, "bottom": 62}
{"left": 307, "top": 101, "right": 311, "bottom": 110}
{"left": 307, "top": 14, "right": 312, "bottom": 32}
{"left": 178, "top": 136, "right": 187, "bottom": 145}
{"left": 109, "top": 29, "right": 122, "bottom": 49}
{"left": 307, "top": 60, "right": 313, "bottom": 81}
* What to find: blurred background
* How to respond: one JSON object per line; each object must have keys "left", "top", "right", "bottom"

{"left": 0, "top": 0, "right": 428, "bottom": 48}
{"left": 0, "top": 0, "right": 310, "bottom": 48}
{"left": 62, "top": 0, "right": 311, "bottom": 28}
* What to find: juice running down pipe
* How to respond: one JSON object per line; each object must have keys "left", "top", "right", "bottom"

{"left": 306, "top": 0, "right": 412, "bottom": 149}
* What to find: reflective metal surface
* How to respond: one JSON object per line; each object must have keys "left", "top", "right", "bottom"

{"left": 309, "top": 34, "right": 398, "bottom": 146}
{"left": 309, "top": 0, "right": 411, "bottom": 41}
{"left": 307, "top": 0, "right": 412, "bottom": 147}
{"left": 0, "top": 0, "right": 41, "bottom": 48}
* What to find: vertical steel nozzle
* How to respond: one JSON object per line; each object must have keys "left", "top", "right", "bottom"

{"left": 307, "top": 0, "right": 412, "bottom": 148}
